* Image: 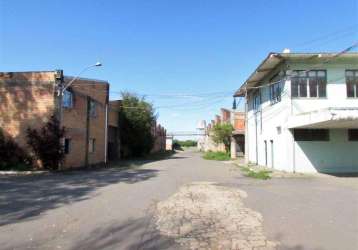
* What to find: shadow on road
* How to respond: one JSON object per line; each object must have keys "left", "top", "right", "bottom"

{"left": 69, "top": 217, "right": 177, "bottom": 250}
{"left": 110, "top": 150, "right": 187, "bottom": 168}
{"left": 0, "top": 168, "right": 159, "bottom": 227}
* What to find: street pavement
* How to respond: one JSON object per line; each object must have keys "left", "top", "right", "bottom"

{"left": 0, "top": 150, "right": 357, "bottom": 250}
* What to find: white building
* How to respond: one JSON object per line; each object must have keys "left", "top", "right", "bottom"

{"left": 234, "top": 52, "right": 358, "bottom": 173}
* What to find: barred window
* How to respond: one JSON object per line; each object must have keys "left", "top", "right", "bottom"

{"left": 346, "top": 70, "right": 358, "bottom": 98}
{"left": 64, "top": 138, "right": 71, "bottom": 154}
{"left": 294, "top": 129, "right": 329, "bottom": 141}
{"left": 62, "top": 90, "right": 73, "bottom": 108}
{"left": 270, "top": 81, "right": 282, "bottom": 104}
{"left": 89, "top": 100, "right": 97, "bottom": 117}
{"left": 348, "top": 129, "right": 358, "bottom": 141}
{"left": 89, "top": 138, "right": 96, "bottom": 153}
{"left": 291, "top": 70, "right": 326, "bottom": 98}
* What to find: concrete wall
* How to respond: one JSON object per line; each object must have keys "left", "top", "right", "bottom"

{"left": 294, "top": 129, "right": 358, "bottom": 173}
{"left": 246, "top": 59, "right": 358, "bottom": 173}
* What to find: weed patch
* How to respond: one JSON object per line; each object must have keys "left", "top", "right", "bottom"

{"left": 241, "top": 166, "right": 271, "bottom": 180}
{"left": 203, "top": 151, "right": 231, "bottom": 161}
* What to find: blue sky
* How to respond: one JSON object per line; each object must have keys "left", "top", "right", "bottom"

{"left": 1, "top": 0, "right": 357, "bottom": 137}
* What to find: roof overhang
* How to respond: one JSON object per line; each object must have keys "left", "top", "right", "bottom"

{"left": 286, "top": 108, "right": 358, "bottom": 129}
{"left": 234, "top": 52, "right": 358, "bottom": 97}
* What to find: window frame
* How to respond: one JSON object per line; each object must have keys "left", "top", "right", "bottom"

{"left": 293, "top": 129, "right": 330, "bottom": 141}
{"left": 64, "top": 138, "right": 71, "bottom": 154}
{"left": 252, "top": 91, "right": 261, "bottom": 111}
{"left": 89, "top": 138, "right": 96, "bottom": 153}
{"left": 62, "top": 90, "right": 73, "bottom": 108}
{"left": 291, "top": 70, "right": 327, "bottom": 98}
{"left": 270, "top": 81, "right": 282, "bottom": 104}
{"left": 89, "top": 100, "right": 97, "bottom": 117}
{"left": 348, "top": 129, "right": 358, "bottom": 141}
{"left": 346, "top": 70, "right": 358, "bottom": 98}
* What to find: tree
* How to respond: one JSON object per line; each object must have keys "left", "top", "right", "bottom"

{"left": 118, "top": 92, "right": 156, "bottom": 157}
{"left": 211, "top": 123, "right": 233, "bottom": 152}
{"left": 26, "top": 115, "right": 65, "bottom": 170}
{"left": 0, "top": 128, "right": 32, "bottom": 170}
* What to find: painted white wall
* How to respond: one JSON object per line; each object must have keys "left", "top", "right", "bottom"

{"left": 246, "top": 61, "right": 358, "bottom": 173}
{"left": 294, "top": 130, "right": 358, "bottom": 173}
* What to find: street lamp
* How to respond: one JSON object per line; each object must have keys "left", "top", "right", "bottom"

{"left": 61, "top": 62, "right": 102, "bottom": 95}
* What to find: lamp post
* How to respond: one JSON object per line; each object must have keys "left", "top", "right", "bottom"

{"left": 60, "top": 62, "right": 102, "bottom": 95}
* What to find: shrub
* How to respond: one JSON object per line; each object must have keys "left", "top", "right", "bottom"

{"left": 0, "top": 129, "right": 32, "bottom": 170}
{"left": 202, "top": 151, "right": 231, "bottom": 161}
{"left": 118, "top": 92, "right": 156, "bottom": 158}
{"left": 26, "top": 115, "right": 65, "bottom": 170}
{"left": 173, "top": 140, "right": 197, "bottom": 148}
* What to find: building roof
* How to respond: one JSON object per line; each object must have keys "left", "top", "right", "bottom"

{"left": 233, "top": 52, "right": 358, "bottom": 97}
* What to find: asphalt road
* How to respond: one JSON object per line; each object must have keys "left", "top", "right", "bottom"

{"left": 0, "top": 150, "right": 357, "bottom": 250}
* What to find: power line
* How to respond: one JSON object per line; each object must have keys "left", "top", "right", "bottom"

{"left": 294, "top": 25, "right": 358, "bottom": 48}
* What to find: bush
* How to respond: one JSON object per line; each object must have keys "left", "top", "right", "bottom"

{"left": 0, "top": 129, "right": 32, "bottom": 170}
{"left": 118, "top": 92, "right": 156, "bottom": 158}
{"left": 26, "top": 115, "right": 65, "bottom": 170}
{"left": 173, "top": 140, "right": 197, "bottom": 148}
{"left": 202, "top": 151, "right": 231, "bottom": 161}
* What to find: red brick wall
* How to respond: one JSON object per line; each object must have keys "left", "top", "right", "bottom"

{"left": 62, "top": 78, "right": 109, "bottom": 168}
{"left": 0, "top": 71, "right": 56, "bottom": 150}
{"left": 233, "top": 112, "right": 245, "bottom": 132}
{"left": 221, "top": 109, "right": 231, "bottom": 123}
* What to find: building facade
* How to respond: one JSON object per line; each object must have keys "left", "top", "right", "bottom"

{"left": 198, "top": 108, "right": 245, "bottom": 156}
{"left": 0, "top": 71, "right": 109, "bottom": 169}
{"left": 234, "top": 52, "right": 358, "bottom": 173}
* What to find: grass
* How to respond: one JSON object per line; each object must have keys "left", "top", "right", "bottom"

{"left": 240, "top": 165, "right": 272, "bottom": 180}
{"left": 202, "top": 151, "right": 231, "bottom": 161}
{"left": 0, "top": 163, "right": 33, "bottom": 172}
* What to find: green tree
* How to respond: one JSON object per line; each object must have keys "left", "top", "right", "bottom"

{"left": 211, "top": 123, "right": 233, "bottom": 152}
{"left": 118, "top": 92, "right": 156, "bottom": 158}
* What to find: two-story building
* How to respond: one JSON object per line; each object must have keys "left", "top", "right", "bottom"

{"left": 0, "top": 70, "right": 109, "bottom": 168}
{"left": 234, "top": 52, "right": 358, "bottom": 173}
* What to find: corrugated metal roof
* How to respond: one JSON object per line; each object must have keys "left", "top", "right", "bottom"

{"left": 234, "top": 52, "right": 358, "bottom": 97}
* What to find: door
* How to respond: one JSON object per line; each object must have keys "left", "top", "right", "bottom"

{"left": 264, "top": 140, "right": 267, "bottom": 166}
{"left": 270, "top": 140, "right": 274, "bottom": 168}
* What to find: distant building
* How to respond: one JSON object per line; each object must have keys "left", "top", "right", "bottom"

{"left": 151, "top": 121, "right": 167, "bottom": 153}
{"left": 198, "top": 108, "right": 245, "bottom": 156}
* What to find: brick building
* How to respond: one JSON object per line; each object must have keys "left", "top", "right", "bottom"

{"left": 0, "top": 70, "right": 109, "bottom": 169}
{"left": 197, "top": 108, "right": 245, "bottom": 158}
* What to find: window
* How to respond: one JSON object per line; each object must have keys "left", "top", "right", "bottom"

{"left": 89, "top": 100, "right": 96, "bottom": 117}
{"left": 89, "top": 138, "right": 95, "bottom": 153}
{"left": 270, "top": 81, "right": 282, "bottom": 103}
{"left": 348, "top": 129, "right": 358, "bottom": 141}
{"left": 253, "top": 91, "right": 261, "bottom": 110}
{"left": 291, "top": 70, "right": 326, "bottom": 98}
{"left": 294, "top": 129, "right": 329, "bottom": 141}
{"left": 346, "top": 70, "right": 358, "bottom": 98}
{"left": 62, "top": 90, "right": 73, "bottom": 108}
{"left": 64, "top": 138, "right": 71, "bottom": 154}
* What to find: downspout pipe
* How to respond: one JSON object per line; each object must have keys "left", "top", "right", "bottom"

{"left": 104, "top": 85, "right": 109, "bottom": 165}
